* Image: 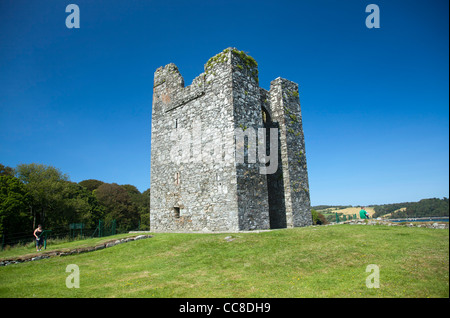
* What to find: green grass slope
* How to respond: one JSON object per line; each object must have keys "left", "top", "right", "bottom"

{"left": 0, "top": 233, "right": 142, "bottom": 260}
{"left": 0, "top": 225, "right": 448, "bottom": 298}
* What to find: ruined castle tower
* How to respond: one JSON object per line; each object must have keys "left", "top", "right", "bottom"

{"left": 150, "top": 48, "right": 312, "bottom": 232}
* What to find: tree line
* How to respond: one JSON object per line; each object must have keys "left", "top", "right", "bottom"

{"left": 0, "top": 163, "right": 149, "bottom": 245}
{"left": 372, "top": 198, "right": 449, "bottom": 219}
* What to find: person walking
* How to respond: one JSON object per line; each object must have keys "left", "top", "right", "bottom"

{"left": 34, "top": 224, "right": 44, "bottom": 251}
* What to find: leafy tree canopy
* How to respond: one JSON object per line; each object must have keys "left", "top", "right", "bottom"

{"left": 79, "top": 179, "right": 105, "bottom": 192}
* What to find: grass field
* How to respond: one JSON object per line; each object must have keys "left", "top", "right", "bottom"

{"left": 0, "top": 233, "right": 141, "bottom": 260}
{"left": 0, "top": 225, "right": 448, "bottom": 298}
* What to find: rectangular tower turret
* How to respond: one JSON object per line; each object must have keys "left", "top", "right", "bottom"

{"left": 150, "top": 48, "right": 312, "bottom": 232}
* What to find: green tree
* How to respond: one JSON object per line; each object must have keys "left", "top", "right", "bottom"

{"left": 15, "top": 163, "right": 69, "bottom": 228}
{"left": 79, "top": 179, "right": 105, "bottom": 192}
{"left": 121, "top": 184, "right": 140, "bottom": 196}
{"left": 311, "top": 209, "right": 328, "bottom": 225}
{"left": 50, "top": 181, "right": 104, "bottom": 230}
{"left": 94, "top": 183, "right": 139, "bottom": 232}
{"left": 0, "top": 164, "right": 14, "bottom": 177}
{"left": 120, "top": 185, "right": 150, "bottom": 230}
{"left": 0, "top": 175, "right": 31, "bottom": 244}
{"left": 140, "top": 188, "right": 150, "bottom": 230}
{"left": 14, "top": 164, "right": 103, "bottom": 231}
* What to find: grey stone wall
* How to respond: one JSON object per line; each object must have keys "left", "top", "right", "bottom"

{"left": 150, "top": 48, "right": 311, "bottom": 232}
{"left": 268, "top": 78, "right": 312, "bottom": 227}
{"left": 150, "top": 50, "right": 239, "bottom": 232}
{"left": 229, "top": 50, "right": 271, "bottom": 231}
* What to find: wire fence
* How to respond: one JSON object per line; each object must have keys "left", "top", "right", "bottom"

{"left": 0, "top": 219, "right": 134, "bottom": 251}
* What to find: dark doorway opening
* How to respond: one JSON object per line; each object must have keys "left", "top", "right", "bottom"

{"left": 262, "top": 106, "right": 287, "bottom": 229}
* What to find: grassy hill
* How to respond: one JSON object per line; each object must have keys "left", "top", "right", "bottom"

{"left": 317, "top": 207, "right": 376, "bottom": 217}
{"left": 0, "top": 225, "right": 448, "bottom": 298}
{"left": 314, "top": 198, "right": 449, "bottom": 221}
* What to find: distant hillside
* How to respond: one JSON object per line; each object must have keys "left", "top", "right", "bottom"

{"left": 313, "top": 206, "right": 376, "bottom": 217}
{"left": 313, "top": 198, "right": 449, "bottom": 219}
{"left": 371, "top": 198, "right": 449, "bottom": 219}
{"left": 311, "top": 205, "right": 352, "bottom": 211}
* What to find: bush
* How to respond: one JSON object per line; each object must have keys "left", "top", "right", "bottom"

{"left": 311, "top": 209, "right": 328, "bottom": 225}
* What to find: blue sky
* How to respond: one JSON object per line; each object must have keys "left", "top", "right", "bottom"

{"left": 0, "top": 0, "right": 448, "bottom": 206}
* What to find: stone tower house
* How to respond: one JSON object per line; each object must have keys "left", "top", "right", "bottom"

{"left": 150, "top": 48, "right": 312, "bottom": 232}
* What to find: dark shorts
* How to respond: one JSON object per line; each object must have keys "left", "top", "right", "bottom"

{"left": 36, "top": 237, "right": 43, "bottom": 246}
